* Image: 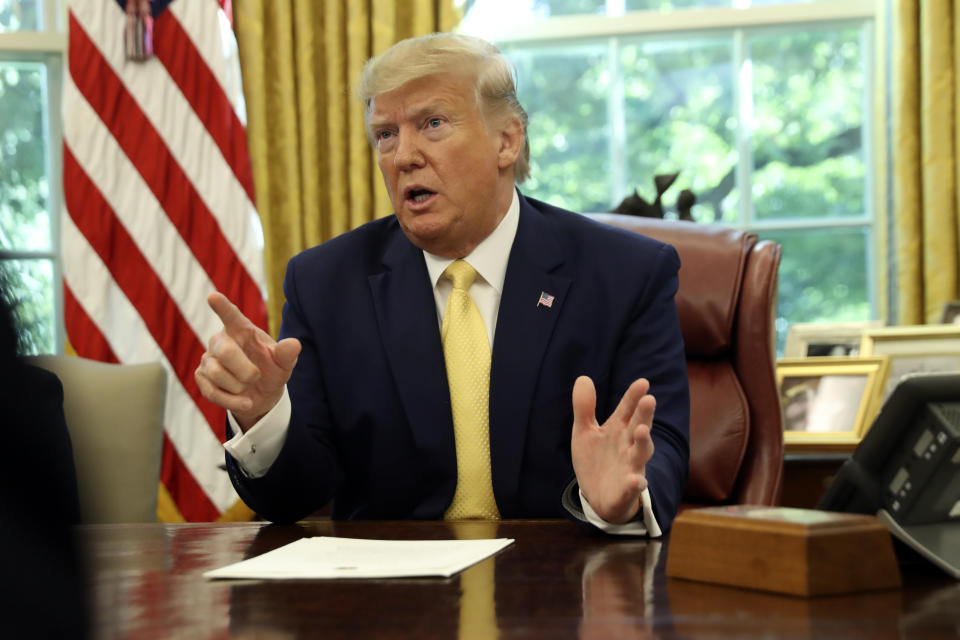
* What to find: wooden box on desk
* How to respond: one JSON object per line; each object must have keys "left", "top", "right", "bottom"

{"left": 666, "top": 505, "right": 901, "bottom": 596}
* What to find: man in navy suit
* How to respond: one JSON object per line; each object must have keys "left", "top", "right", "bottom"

{"left": 196, "top": 33, "right": 689, "bottom": 535}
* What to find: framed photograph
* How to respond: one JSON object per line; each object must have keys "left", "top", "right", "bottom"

{"left": 783, "top": 321, "right": 882, "bottom": 358}
{"left": 859, "top": 325, "right": 960, "bottom": 402}
{"left": 941, "top": 300, "right": 960, "bottom": 324}
{"left": 777, "top": 356, "right": 890, "bottom": 452}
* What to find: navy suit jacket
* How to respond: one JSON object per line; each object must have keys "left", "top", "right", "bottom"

{"left": 227, "top": 193, "right": 690, "bottom": 530}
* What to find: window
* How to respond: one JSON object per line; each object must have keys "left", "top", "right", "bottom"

{"left": 460, "top": 0, "right": 878, "bottom": 352}
{"left": 0, "top": 0, "right": 64, "bottom": 354}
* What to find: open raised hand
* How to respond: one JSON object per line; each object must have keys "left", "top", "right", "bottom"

{"left": 571, "top": 376, "right": 656, "bottom": 524}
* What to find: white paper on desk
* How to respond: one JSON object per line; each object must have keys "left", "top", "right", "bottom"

{"left": 203, "top": 536, "right": 514, "bottom": 580}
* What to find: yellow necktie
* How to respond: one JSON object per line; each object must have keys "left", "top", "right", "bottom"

{"left": 442, "top": 260, "right": 500, "bottom": 520}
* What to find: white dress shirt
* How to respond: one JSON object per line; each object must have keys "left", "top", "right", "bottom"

{"left": 224, "top": 189, "right": 659, "bottom": 535}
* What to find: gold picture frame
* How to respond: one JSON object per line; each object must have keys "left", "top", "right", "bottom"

{"left": 777, "top": 356, "right": 890, "bottom": 453}
{"left": 783, "top": 321, "right": 882, "bottom": 358}
{"left": 859, "top": 325, "right": 960, "bottom": 403}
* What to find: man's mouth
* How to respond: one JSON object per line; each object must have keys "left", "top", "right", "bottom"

{"left": 405, "top": 187, "right": 436, "bottom": 204}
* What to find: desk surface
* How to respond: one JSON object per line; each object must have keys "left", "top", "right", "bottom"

{"left": 82, "top": 519, "right": 959, "bottom": 639}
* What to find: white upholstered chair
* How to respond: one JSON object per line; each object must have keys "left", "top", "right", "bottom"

{"left": 26, "top": 355, "right": 167, "bottom": 523}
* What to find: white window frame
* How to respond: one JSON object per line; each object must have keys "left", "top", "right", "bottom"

{"left": 0, "top": 0, "right": 67, "bottom": 353}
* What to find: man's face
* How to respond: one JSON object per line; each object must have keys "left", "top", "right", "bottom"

{"left": 368, "top": 73, "right": 518, "bottom": 258}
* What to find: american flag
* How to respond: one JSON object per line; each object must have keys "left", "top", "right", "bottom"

{"left": 62, "top": 0, "right": 267, "bottom": 521}
{"left": 537, "top": 291, "right": 555, "bottom": 308}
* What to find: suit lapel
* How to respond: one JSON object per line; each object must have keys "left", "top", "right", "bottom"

{"left": 368, "top": 227, "right": 456, "bottom": 504}
{"left": 490, "top": 197, "right": 572, "bottom": 516}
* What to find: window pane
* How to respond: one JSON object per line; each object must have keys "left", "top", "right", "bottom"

{"left": 507, "top": 42, "right": 613, "bottom": 212}
{"left": 0, "top": 258, "right": 54, "bottom": 355}
{"left": 750, "top": 27, "right": 865, "bottom": 221}
{"left": 0, "top": 61, "right": 51, "bottom": 251}
{"left": 0, "top": 0, "right": 40, "bottom": 32}
{"left": 510, "top": 0, "right": 816, "bottom": 14}
{"left": 626, "top": 0, "right": 824, "bottom": 8}
{"left": 534, "top": 0, "right": 605, "bottom": 16}
{"left": 621, "top": 36, "right": 737, "bottom": 223}
{"left": 460, "top": 0, "right": 605, "bottom": 28}
{"left": 627, "top": 0, "right": 731, "bottom": 9}
{"left": 762, "top": 227, "right": 870, "bottom": 352}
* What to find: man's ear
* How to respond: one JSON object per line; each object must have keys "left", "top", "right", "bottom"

{"left": 496, "top": 116, "right": 524, "bottom": 170}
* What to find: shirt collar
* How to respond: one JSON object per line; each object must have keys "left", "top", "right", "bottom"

{"left": 423, "top": 188, "right": 520, "bottom": 292}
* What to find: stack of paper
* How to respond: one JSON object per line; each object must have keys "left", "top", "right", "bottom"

{"left": 204, "top": 536, "right": 514, "bottom": 580}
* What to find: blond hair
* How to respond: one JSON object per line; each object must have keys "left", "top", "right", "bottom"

{"left": 358, "top": 32, "right": 530, "bottom": 182}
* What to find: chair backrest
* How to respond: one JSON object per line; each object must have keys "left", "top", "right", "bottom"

{"left": 586, "top": 213, "right": 784, "bottom": 506}
{"left": 26, "top": 355, "right": 167, "bottom": 523}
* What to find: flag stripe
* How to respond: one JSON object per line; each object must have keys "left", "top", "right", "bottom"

{"left": 173, "top": 0, "right": 244, "bottom": 124}
{"left": 61, "top": 72, "right": 222, "bottom": 346}
{"left": 63, "top": 284, "right": 120, "bottom": 364}
{"left": 61, "top": 213, "right": 163, "bottom": 365}
{"left": 161, "top": 435, "right": 220, "bottom": 522}
{"left": 63, "top": 146, "right": 223, "bottom": 435}
{"left": 219, "top": 0, "right": 233, "bottom": 26}
{"left": 68, "top": 11, "right": 267, "bottom": 326}
{"left": 153, "top": 9, "right": 256, "bottom": 203}
{"left": 63, "top": 209, "right": 239, "bottom": 512}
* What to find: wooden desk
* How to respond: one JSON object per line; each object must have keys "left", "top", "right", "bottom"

{"left": 82, "top": 519, "right": 958, "bottom": 638}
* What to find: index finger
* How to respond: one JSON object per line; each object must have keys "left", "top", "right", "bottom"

{"left": 208, "top": 292, "right": 251, "bottom": 333}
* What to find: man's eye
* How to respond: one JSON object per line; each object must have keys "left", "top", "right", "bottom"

{"left": 377, "top": 130, "right": 393, "bottom": 140}
{"left": 427, "top": 118, "right": 443, "bottom": 128}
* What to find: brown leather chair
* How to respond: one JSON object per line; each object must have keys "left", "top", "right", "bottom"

{"left": 586, "top": 213, "right": 784, "bottom": 506}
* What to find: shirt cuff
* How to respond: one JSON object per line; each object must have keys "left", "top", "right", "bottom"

{"left": 223, "top": 387, "right": 292, "bottom": 478}
{"left": 579, "top": 487, "right": 663, "bottom": 538}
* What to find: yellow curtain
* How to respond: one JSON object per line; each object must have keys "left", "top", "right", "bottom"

{"left": 232, "top": 1, "right": 460, "bottom": 336}
{"left": 891, "top": 0, "right": 960, "bottom": 324}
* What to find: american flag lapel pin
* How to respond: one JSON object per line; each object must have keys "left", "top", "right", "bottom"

{"left": 537, "top": 291, "right": 555, "bottom": 308}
